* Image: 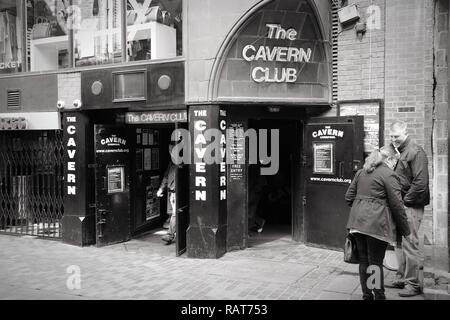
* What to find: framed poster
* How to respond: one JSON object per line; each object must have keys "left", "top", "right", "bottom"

{"left": 153, "top": 130, "right": 160, "bottom": 145}
{"left": 338, "top": 99, "right": 384, "bottom": 154}
{"left": 151, "top": 148, "right": 160, "bottom": 170}
{"left": 148, "top": 130, "right": 154, "bottom": 145}
{"left": 145, "top": 176, "right": 161, "bottom": 221}
{"left": 136, "top": 128, "right": 141, "bottom": 145}
{"left": 313, "top": 142, "right": 334, "bottom": 175}
{"left": 107, "top": 166, "right": 125, "bottom": 194}
{"left": 229, "top": 122, "right": 245, "bottom": 181}
{"left": 142, "top": 129, "right": 149, "bottom": 145}
{"left": 136, "top": 149, "right": 143, "bottom": 171}
{"left": 144, "top": 148, "right": 152, "bottom": 171}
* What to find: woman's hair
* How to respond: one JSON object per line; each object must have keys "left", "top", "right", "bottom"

{"left": 363, "top": 146, "right": 397, "bottom": 173}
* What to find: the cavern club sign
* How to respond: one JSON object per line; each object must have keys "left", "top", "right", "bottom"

{"left": 242, "top": 24, "right": 313, "bottom": 83}
{"left": 312, "top": 126, "right": 345, "bottom": 139}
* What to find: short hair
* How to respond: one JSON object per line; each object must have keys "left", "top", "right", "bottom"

{"left": 390, "top": 120, "right": 407, "bottom": 133}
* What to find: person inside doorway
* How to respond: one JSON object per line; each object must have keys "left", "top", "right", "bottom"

{"left": 157, "top": 141, "right": 177, "bottom": 245}
{"left": 248, "top": 165, "right": 269, "bottom": 234}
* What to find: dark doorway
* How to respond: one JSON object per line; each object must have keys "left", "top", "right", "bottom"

{"left": 247, "top": 119, "right": 298, "bottom": 244}
{"left": 129, "top": 123, "right": 189, "bottom": 255}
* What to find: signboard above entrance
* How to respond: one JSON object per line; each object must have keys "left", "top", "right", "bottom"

{"left": 126, "top": 110, "right": 187, "bottom": 124}
{"left": 217, "top": 0, "right": 329, "bottom": 103}
{"left": 242, "top": 24, "right": 313, "bottom": 83}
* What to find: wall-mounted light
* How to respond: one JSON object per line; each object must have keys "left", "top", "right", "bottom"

{"left": 72, "top": 99, "right": 82, "bottom": 109}
{"left": 337, "top": 4, "right": 360, "bottom": 25}
{"left": 56, "top": 100, "right": 65, "bottom": 110}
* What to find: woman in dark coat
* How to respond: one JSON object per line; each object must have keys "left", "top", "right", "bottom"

{"left": 345, "top": 146, "right": 410, "bottom": 300}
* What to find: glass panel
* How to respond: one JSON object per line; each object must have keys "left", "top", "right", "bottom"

{"left": 27, "top": 0, "right": 70, "bottom": 72}
{"left": 126, "top": 0, "right": 182, "bottom": 62}
{"left": 73, "top": 0, "right": 122, "bottom": 67}
{"left": 113, "top": 71, "right": 146, "bottom": 101}
{"left": 0, "top": 0, "right": 23, "bottom": 74}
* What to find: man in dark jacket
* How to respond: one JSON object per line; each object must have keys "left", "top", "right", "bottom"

{"left": 388, "top": 120, "right": 430, "bottom": 297}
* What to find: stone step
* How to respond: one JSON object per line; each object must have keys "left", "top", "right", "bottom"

{"left": 423, "top": 287, "right": 450, "bottom": 300}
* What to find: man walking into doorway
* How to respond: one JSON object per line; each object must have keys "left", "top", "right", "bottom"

{"left": 157, "top": 141, "right": 178, "bottom": 245}
{"left": 387, "top": 120, "right": 430, "bottom": 297}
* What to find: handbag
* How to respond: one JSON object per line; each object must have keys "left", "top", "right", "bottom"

{"left": 344, "top": 233, "right": 359, "bottom": 264}
{"left": 32, "top": 17, "right": 52, "bottom": 39}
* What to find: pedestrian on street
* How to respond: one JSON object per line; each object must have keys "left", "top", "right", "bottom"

{"left": 345, "top": 146, "right": 411, "bottom": 300}
{"left": 157, "top": 141, "right": 178, "bottom": 245}
{"left": 387, "top": 120, "right": 430, "bottom": 297}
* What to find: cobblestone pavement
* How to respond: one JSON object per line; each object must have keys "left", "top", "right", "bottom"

{"left": 0, "top": 228, "right": 426, "bottom": 300}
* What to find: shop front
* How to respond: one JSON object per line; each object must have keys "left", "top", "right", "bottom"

{"left": 0, "top": 72, "right": 65, "bottom": 239}
{"left": 61, "top": 61, "right": 189, "bottom": 255}
{"left": 184, "top": 0, "right": 366, "bottom": 259}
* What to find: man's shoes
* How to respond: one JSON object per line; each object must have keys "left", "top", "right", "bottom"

{"left": 398, "top": 285, "right": 421, "bottom": 297}
{"left": 162, "top": 234, "right": 175, "bottom": 245}
{"left": 257, "top": 219, "right": 266, "bottom": 233}
{"left": 385, "top": 280, "right": 405, "bottom": 289}
{"left": 163, "top": 218, "right": 170, "bottom": 229}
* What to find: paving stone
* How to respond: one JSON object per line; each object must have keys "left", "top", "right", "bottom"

{"left": 0, "top": 234, "right": 426, "bottom": 300}
{"left": 316, "top": 291, "right": 352, "bottom": 300}
{"left": 323, "top": 275, "right": 360, "bottom": 294}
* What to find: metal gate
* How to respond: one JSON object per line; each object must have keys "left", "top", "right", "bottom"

{"left": 0, "top": 131, "right": 64, "bottom": 239}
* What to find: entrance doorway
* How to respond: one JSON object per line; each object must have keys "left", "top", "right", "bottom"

{"left": 93, "top": 122, "right": 189, "bottom": 256}
{"left": 129, "top": 123, "right": 189, "bottom": 256}
{"left": 247, "top": 119, "right": 299, "bottom": 244}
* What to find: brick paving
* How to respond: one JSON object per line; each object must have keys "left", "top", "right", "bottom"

{"left": 0, "top": 229, "right": 427, "bottom": 300}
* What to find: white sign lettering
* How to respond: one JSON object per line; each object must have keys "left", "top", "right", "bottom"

{"left": 0, "top": 61, "right": 21, "bottom": 69}
{"left": 66, "top": 117, "right": 77, "bottom": 195}
{"left": 242, "top": 24, "right": 313, "bottom": 83}
{"left": 312, "top": 126, "right": 345, "bottom": 139}
{"left": 100, "top": 136, "right": 127, "bottom": 147}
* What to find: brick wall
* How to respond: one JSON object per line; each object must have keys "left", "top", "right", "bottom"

{"left": 335, "top": 0, "right": 437, "bottom": 247}
{"left": 385, "top": 0, "right": 435, "bottom": 246}
{"left": 433, "top": 0, "right": 449, "bottom": 255}
{"left": 337, "top": 0, "right": 386, "bottom": 102}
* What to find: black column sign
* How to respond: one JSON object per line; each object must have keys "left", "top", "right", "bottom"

{"left": 66, "top": 116, "right": 79, "bottom": 196}
{"left": 62, "top": 112, "right": 96, "bottom": 246}
{"left": 187, "top": 105, "right": 227, "bottom": 259}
